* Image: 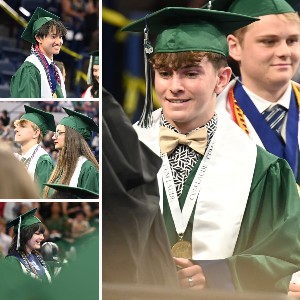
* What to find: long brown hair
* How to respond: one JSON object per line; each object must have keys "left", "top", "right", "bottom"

{"left": 43, "top": 126, "right": 99, "bottom": 198}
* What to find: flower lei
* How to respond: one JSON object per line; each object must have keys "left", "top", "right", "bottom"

{"left": 31, "top": 45, "right": 61, "bottom": 96}
{"left": 18, "top": 250, "right": 47, "bottom": 279}
{"left": 227, "top": 82, "right": 300, "bottom": 135}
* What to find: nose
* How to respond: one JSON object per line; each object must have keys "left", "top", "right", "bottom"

{"left": 52, "top": 134, "right": 57, "bottom": 140}
{"left": 14, "top": 127, "right": 18, "bottom": 133}
{"left": 276, "top": 41, "right": 291, "bottom": 57}
{"left": 169, "top": 74, "right": 184, "bottom": 94}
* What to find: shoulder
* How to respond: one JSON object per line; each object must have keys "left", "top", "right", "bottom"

{"left": 37, "top": 154, "right": 54, "bottom": 165}
{"left": 82, "top": 160, "right": 98, "bottom": 171}
{"left": 251, "top": 145, "right": 296, "bottom": 189}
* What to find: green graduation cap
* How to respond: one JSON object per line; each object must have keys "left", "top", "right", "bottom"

{"left": 122, "top": 7, "right": 258, "bottom": 56}
{"left": 44, "top": 183, "right": 99, "bottom": 199}
{"left": 87, "top": 50, "right": 99, "bottom": 85}
{"left": 202, "top": 0, "right": 297, "bottom": 17}
{"left": 21, "top": 7, "right": 60, "bottom": 44}
{"left": 60, "top": 107, "right": 99, "bottom": 140}
{"left": 6, "top": 208, "right": 41, "bottom": 250}
{"left": 21, "top": 105, "right": 56, "bottom": 135}
{"left": 7, "top": 208, "right": 41, "bottom": 233}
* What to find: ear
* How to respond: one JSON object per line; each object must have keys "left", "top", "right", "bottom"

{"left": 227, "top": 34, "right": 242, "bottom": 62}
{"left": 35, "top": 35, "right": 42, "bottom": 44}
{"left": 214, "top": 66, "right": 232, "bottom": 94}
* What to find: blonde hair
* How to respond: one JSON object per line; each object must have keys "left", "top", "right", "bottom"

{"left": 43, "top": 126, "right": 99, "bottom": 198}
{"left": 0, "top": 149, "right": 39, "bottom": 199}
{"left": 234, "top": 12, "right": 300, "bottom": 45}
{"left": 14, "top": 119, "right": 43, "bottom": 143}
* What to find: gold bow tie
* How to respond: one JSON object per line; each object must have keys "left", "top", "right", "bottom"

{"left": 159, "top": 126, "right": 208, "bottom": 155}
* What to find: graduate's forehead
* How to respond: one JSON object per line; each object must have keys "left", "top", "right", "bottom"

{"left": 56, "top": 124, "right": 65, "bottom": 131}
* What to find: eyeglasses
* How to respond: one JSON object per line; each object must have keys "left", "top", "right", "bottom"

{"left": 53, "top": 131, "right": 65, "bottom": 137}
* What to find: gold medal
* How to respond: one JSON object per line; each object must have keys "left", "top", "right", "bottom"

{"left": 171, "top": 240, "right": 192, "bottom": 259}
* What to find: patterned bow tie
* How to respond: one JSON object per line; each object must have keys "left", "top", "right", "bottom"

{"left": 159, "top": 126, "right": 208, "bottom": 155}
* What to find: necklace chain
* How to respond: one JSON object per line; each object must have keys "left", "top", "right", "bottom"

{"left": 23, "top": 145, "right": 40, "bottom": 169}
{"left": 18, "top": 250, "right": 46, "bottom": 278}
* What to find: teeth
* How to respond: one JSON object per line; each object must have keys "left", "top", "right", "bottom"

{"left": 170, "top": 100, "right": 187, "bottom": 103}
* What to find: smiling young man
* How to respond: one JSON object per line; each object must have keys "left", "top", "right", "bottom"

{"left": 123, "top": 6, "right": 300, "bottom": 293}
{"left": 10, "top": 7, "right": 67, "bottom": 98}
{"left": 14, "top": 105, "right": 56, "bottom": 195}
{"left": 211, "top": 0, "right": 300, "bottom": 184}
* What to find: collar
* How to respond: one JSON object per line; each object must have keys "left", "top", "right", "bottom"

{"left": 160, "top": 111, "right": 217, "bottom": 142}
{"left": 242, "top": 83, "right": 291, "bottom": 113}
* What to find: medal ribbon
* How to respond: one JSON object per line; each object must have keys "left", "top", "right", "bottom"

{"left": 162, "top": 136, "right": 215, "bottom": 237}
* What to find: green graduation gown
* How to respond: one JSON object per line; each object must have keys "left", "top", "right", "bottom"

{"left": 35, "top": 154, "right": 55, "bottom": 195}
{"left": 77, "top": 160, "right": 99, "bottom": 194}
{"left": 47, "top": 160, "right": 99, "bottom": 198}
{"left": 5, "top": 255, "right": 51, "bottom": 283}
{"left": 10, "top": 61, "right": 64, "bottom": 98}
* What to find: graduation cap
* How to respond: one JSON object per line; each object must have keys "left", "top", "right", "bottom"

{"left": 21, "top": 105, "right": 56, "bottom": 135}
{"left": 44, "top": 183, "right": 99, "bottom": 199}
{"left": 60, "top": 107, "right": 99, "bottom": 140}
{"left": 202, "top": 0, "right": 297, "bottom": 17}
{"left": 87, "top": 50, "right": 99, "bottom": 85}
{"left": 6, "top": 208, "right": 41, "bottom": 250}
{"left": 122, "top": 7, "right": 258, "bottom": 127}
{"left": 21, "top": 7, "right": 60, "bottom": 44}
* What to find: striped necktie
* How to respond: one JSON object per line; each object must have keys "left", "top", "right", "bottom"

{"left": 262, "top": 104, "right": 287, "bottom": 134}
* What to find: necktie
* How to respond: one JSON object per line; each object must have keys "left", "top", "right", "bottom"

{"left": 262, "top": 104, "right": 287, "bottom": 134}
{"left": 160, "top": 126, "right": 208, "bottom": 155}
{"left": 49, "top": 62, "right": 57, "bottom": 92}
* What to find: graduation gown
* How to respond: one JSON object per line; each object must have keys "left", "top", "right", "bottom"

{"left": 134, "top": 108, "right": 300, "bottom": 293}
{"left": 47, "top": 160, "right": 99, "bottom": 198}
{"left": 35, "top": 154, "right": 55, "bottom": 195}
{"left": 5, "top": 254, "right": 51, "bottom": 283}
{"left": 102, "top": 88, "right": 178, "bottom": 286}
{"left": 77, "top": 160, "right": 99, "bottom": 194}
{"left": 10, "top": 57, "right": 65, "bottom": 98}
{"left": 216, "top": 79, "right": 300, "bottom": 184}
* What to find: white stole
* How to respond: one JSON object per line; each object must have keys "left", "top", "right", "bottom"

{"left": 69, "top": 156, "right": 87, "bottom": 187}
{"left": 25, "top": 54, "right": 66, "bottom": 98}
{"left": 134, "top": 109, "right": 257, "bottom": 259}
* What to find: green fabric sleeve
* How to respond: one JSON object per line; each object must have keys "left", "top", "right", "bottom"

{"left": 78, "top": 160, "right": 99, "bottom": 194}
{"left": 35, "top": 154, "right": 55, "bottom": 196}
{"left": 229, "top": 146, "right": 300, "bottom": 292}
{"left": 10, "top": 62, "right": 41, "bottom": 98}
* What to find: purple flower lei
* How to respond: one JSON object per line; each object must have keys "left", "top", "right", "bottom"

{"left": 31, "top": 45, "right": 61, "bottom": 95}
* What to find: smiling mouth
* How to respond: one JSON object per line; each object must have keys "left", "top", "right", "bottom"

{"left": 167, "top": 99, "right": 189, "bottom": 103}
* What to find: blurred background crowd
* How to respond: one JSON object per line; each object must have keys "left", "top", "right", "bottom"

{"left": 0, "top": 0, "right": 99, "bottom": 97}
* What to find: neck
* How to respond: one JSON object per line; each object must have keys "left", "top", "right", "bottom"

{"left": 21, "top": 141, "right": 38, "bottom": 155}
{"left": 169, "top": 113, "right": 214, "bottom": 134}
{"left": 38, "top": 47, "right": 53, "bottom": 61}
{"left": 239, "top": 75, "right": 289, "bottom": 103}
{"left": 24, "top": 247, "right": 32, "bottom": 255}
